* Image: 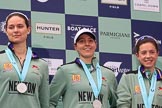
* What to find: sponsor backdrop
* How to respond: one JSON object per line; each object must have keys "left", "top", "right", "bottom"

{"left": 0, "top": 0, "right": 162, "bottom": 84}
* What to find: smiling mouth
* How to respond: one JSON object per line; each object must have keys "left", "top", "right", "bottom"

{"left": 13, "top": 35, "right": 21, "bottom": 37}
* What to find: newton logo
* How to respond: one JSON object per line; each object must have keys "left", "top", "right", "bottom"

{"left": 37, "top": 0, "right": 48, "bottom": 3}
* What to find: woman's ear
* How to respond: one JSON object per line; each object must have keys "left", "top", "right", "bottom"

{"left": 3, "top": 28, "right": 8, "bottom": 36}
{"left": 27, "top": 27, "right": 31, "bottom": 35}
{"left": 3, "top": 25, "right": 6, "bottom": 33}
{"left": 74, "top": 44, "right": 77, "bottom": 50}
{"left": 135, "top": 53, "right": 140, "bottom": 60}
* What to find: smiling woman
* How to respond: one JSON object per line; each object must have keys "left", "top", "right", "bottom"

{"left": 0, "top": 12, "right": 49, "bottom": 108}
{"left": 49, "top": 28, "right": 117, "bottom": 108}
{"left": 117, "top": 35, "right": 162, "bottom": 108}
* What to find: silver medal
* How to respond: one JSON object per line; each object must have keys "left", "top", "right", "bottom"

{"left": 17, "top": 83, "right": 27, "bottom": 93}
{"left": 93, "top": 100, "right": 102, "bottom": 108}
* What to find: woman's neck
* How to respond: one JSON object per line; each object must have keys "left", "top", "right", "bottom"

{"left": 144, "top": 67, "right": 155, "bottom": 73}
{"left": 80, "top": 57, "right": 92, "bottom": 64}
{"left": 13, "top": 44, "right": 27, "bottom": 60}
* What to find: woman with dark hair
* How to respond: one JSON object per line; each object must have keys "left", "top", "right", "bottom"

{"left": 117, "top": 35, "right": 162, "bottom": 108}
{"left": 50, "top": 28, "right": 117, "bottom": 108}
{"left": 0, "top": 12, "right": 49, "bottom": 108}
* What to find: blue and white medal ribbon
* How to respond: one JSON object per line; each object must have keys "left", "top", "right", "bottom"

{"left": 138, "top": 66, "right": 157, "bottom": 108}
{"left": 5, "top": 47, "right": 32, "bottom": 93}
{"left": 79, "top": 59, "right": 102, "bottom": 108}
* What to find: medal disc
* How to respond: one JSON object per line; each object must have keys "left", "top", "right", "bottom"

{"left": 17, "top": 83, "right": 27, "bottom": 93}
{"left": 93, "top": 100, "right": 102, "bottom": 108}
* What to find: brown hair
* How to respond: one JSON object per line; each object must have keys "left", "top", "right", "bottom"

{"left": 134, "top": 35, "right": 159, "bottom": 53}
{"left": 5, "top": 12, "right": 30, "bottom": 29}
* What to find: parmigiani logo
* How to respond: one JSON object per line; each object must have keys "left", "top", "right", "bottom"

{"left": 36, "top": 23, "right": 61, "bottom": 34}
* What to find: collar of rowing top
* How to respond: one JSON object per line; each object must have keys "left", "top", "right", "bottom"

{"left": 140, "top": 65, "right": 162, "bottom": 80}
{"left": 75, "top": 57, "right": 98, "bottom": 72}
{"left": 7, "top": 42, "right": 39, "bottom": 59}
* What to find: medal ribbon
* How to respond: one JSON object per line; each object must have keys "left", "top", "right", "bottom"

{"left": 138, "top": 66, "right": 157, "bottom": 108}
{"left": 5, "top": 47, "right": 32, "bottom": 81}
{"left": 79, "top": 59, "right": 102, "bottom": 98}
